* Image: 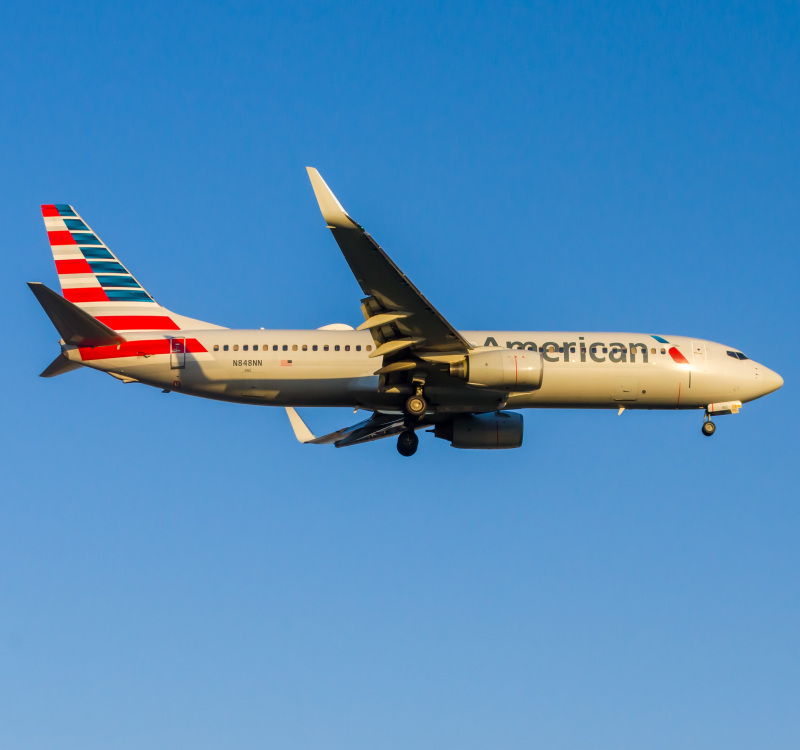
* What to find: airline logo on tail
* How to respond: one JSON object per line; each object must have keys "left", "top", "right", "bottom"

{"left": 41, "top": 204, "right": 181, "bottom": 332}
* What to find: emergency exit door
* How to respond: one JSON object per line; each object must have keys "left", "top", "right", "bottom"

{"left": 170, "top": 338, "right": 185, "bottom": 369}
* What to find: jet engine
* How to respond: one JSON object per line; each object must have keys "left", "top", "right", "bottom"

{"left": 449, "top": 349, "right": 543, "bottom": 390}
{"left": 434, "top": 411, "right": 524, "bottom": 449}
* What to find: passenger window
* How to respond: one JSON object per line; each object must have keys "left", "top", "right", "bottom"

{"left": 282, "top": 345, "right": 288, "bottom": 351}
{"left": 366, "top": 345, "right": 372, "bottom": 352}
{"left": 273, "top": 345, "right": 278, "bottom": 351}
{"left": 312, "top": 345, "right": 318, "bottom": 351}
{"left": 603, "top": 348, "right": 608, "bottom": 354}
{"left": 661, "top": 348, "right": 666, "bottom": 354}
{"left": 335, "top": 345, "right": 340, "bottom": 351}
{"left": 570, "top": 347, "right": 575, "bottom": 353}
{"left": 233, "top": 345, "right": 239, "bottom": 351}
{"left": 651, "top": 348, "right": 656, "bottom": 354}
{"left": 292, "top": 345, "right": 298, "bottom": 351}
{"left": 213, "top": 344, "right": 219, "bottom": 351}
{"left": 591, "top": 348, "right": 596, "bottom": 353}
{"left": 324, "top": 345, "right": 329, "bottom": 351}
{"left": 243, "top": 345, "right": 248, "bottom": 351}
{"left": 223, "top": 345, "right": 229, "bottom": 351}
{"left": 345, "top": 345, "right": 350, "bottom": 351}
{"left": 356, "top": 345, "right": 361, "bottom": 352}
{"left": 302, "top": 344, "right": 308, "bottom": 351}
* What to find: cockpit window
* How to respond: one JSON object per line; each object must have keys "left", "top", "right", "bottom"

{"left": 727, "top": 350, "right": 749, "bottom": 360}
{"left": 737, "top": 352, "right": 749, "bottom": 360}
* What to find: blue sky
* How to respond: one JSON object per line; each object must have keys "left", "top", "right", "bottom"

{"left": 2, "top": 2, "right": 799, "bottom": 748}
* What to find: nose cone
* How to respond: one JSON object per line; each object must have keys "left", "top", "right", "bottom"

{"left": 760, "top": 366, "right": 784, "bottom": 396}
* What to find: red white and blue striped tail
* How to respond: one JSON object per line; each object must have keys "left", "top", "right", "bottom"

{"left": 41, "top": 204, "right": 220, "bottom": 332}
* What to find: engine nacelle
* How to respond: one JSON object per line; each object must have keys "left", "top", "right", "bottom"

{"left": 450, "top": 349, "right": 543, "bottom": 390}
{"left": 435, "top": 411, "right": 524, "bottom": 450}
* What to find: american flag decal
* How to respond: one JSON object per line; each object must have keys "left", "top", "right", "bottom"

{"left": 280, "top": 360, "right": 293, "bottom": 366}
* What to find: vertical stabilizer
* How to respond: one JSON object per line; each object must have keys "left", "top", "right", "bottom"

{"left": 40, "top": 205, "right": 222, "bottom": 332}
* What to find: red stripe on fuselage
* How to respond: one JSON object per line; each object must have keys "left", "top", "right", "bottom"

{"left": 78, "top": 338, "right": 207, "bottom": 361}
{"left": 96, "top": 315, "right": 180, "bottom": 331}
{"left": 55, "top": 258, "right": 93, "bottom": 274}
{"left": 47, "top": 230, "right": 76, "bottom": 245}
{"left": 64, "top": 287, "right": 109, "bottom": 302}
{"left": 669, "top": 347, "right": 689, "bottom": 364}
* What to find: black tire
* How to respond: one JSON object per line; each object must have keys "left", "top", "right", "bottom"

{"left": 701, "top": 421, "right": 716, "bottom": 437}
{"left": 405, "top": 394, "right": 427, "bottom": 418}
{"left": 397, "top": 429, "right": 419, "bottom": 456}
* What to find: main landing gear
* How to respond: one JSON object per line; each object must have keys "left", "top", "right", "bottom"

{"left": 397, "top": 429, "right": 419, "bottom": 457}
{"left": 702, "top": 413, "right": 716, "bottom": 437}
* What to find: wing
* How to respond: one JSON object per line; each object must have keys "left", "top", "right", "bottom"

{"left": 286, "top": 408, "right": 428, "bottom": 448}
{"left": 306, "top": 168, "right": 472, "bottom": 359}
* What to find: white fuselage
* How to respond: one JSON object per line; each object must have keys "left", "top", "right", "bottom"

{"left": 64, "top": 329, "right": 783, "bottom": 413}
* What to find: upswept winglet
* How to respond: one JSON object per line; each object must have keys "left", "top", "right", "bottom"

{"left": 306, "top": 168, "right": 360, "bottom": 229}
{"left": 285, "top": 407, "right": 318, "bottom": 443}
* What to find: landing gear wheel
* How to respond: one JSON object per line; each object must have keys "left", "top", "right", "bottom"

{"left": 701, "top": 420, "right": 716, "bottom": 437}
{"left": 397, "top": 429, "right": 419, "bottom": 457}
{"left": 405, "top": 394, "right": 427, "bottom": 418}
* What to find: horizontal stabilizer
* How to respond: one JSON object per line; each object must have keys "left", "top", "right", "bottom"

{"left": 28, "top": 282, "right": 126, "bottom": 347}
{"left": 39, "top": 353, "right": 83, "bottom": 378}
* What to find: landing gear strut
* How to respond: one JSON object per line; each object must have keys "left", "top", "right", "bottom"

{"left": 405, "top": 377, "right": 428, "bottom": 419}
{"left": 702, "top": 413, "right": 716, "bottom": 437}
{"left": 397, "top": 429, "right": 419, "bottom": 457}
{"left": 399, "top": 376, "right": 426, "bottom": 455}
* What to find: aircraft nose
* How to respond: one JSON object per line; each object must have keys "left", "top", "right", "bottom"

{"left": 759, "top": 366, "right": 784, "bottom": 396}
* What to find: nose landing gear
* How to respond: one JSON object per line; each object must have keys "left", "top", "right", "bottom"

{"left": 702, "top": 413, "right": 716, "bottom": 437}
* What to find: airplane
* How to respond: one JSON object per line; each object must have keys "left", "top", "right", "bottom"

{"left": 29, "top": 168, "right": 783, "bottom": 456}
